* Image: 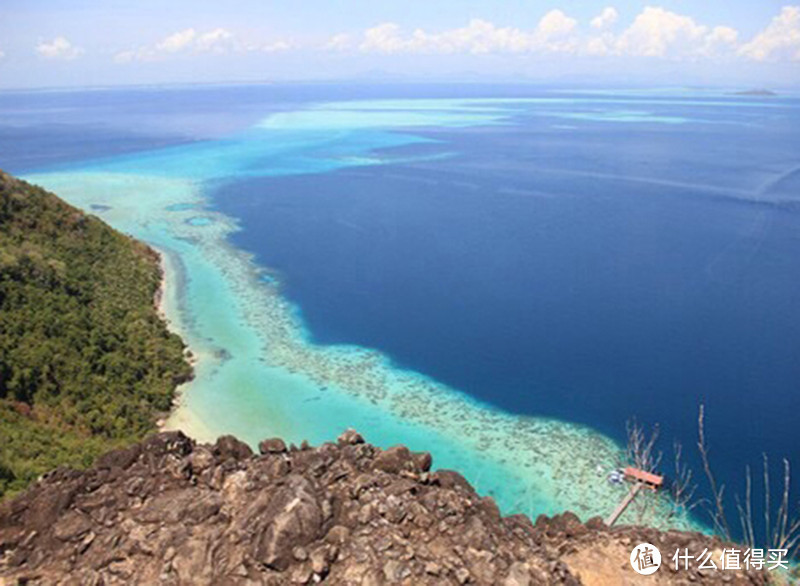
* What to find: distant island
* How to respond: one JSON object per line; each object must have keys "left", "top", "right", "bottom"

{"left": 0, "top": 170, "right": 192, "bottom": 498}
{"left": 731, "top": 89, "right": 777, "bottom": 96}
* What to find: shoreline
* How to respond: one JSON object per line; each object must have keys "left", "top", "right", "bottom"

{"left": 153, "top": 246, "right": 213, "bottom": 438}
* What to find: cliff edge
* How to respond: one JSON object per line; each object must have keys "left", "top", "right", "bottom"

{"left": 0, "top": 431, "right": 769, "bottom": 585}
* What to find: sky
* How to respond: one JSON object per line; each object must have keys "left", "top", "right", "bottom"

{"left": 0, "top": 1, "right": 799, "bottom": 89}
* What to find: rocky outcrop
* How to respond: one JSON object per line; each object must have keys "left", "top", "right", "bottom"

{"left": 0, "top": 431, "right": 770, "bottom": 585}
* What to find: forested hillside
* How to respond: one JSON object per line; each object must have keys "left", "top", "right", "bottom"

{"left": 0, "top": 170, "right": 191, "bottom": 497}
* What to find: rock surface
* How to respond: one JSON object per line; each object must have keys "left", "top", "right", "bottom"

{"left": 0, "top": 431, "right": 770, "bottom": 585}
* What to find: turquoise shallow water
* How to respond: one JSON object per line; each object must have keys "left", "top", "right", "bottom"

{"left": 24, "top": 99, "right": 700, "bottom": 527}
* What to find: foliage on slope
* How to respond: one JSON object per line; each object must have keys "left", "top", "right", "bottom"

{"left": 0, "top": 170, "right": 191, "bottom": 497}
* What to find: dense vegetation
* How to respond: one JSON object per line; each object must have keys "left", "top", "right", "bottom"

{"left": 0, "top": 170, "right": 191, "bottom": 497}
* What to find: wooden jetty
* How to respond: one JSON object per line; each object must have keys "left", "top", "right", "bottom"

{"left": 605, "top": 467, "right": 664, "bottom": 526}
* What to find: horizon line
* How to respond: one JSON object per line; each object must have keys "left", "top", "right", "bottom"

{"left": 1, "top": 78, "right": 799, "bottom": 95}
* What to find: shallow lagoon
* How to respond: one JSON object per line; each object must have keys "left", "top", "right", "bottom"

{"left": 10, "top": 86, "right": 800, "bottom": 529}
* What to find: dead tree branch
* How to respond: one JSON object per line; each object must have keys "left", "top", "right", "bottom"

{"left": 625, "top": 418, "right": 662, "bottom": 473}
{"left": 697, "top": 404, "right": 732, "bottom": 540}
{"left": 697, "top": 406, "right": 799, "bottom": 558}
{"left": 670, "top": 440, "right": 701, "bottom": 519}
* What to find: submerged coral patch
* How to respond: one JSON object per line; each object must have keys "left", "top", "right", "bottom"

{"left": 186, "top": 216, "right": 213, "bottom": 226}
{"left": 166, "top": 202, "right": 198, "bottom": 212}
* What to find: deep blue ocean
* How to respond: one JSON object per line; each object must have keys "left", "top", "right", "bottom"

{"left": 2, "top": 83, "right": 799, "bottom": 528}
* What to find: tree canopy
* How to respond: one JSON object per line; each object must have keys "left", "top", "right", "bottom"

{"left": 0, "top": 171, "right": 191, "bottom": 497}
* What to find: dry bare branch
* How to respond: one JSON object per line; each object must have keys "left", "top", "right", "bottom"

{"left": 697, "top": 404, "right": 732, "bottom": 540}
{"left": 669, "top": 440, "right": 701, "bottom": 520}
{"left": 625, "top": 418, "right": 662, "bottom": 473}
{"left": 705, "top": 433, "right": 800, "bottom": 557}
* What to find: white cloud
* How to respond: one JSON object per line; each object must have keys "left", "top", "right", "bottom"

{"left": 360, "top": 20, "right": 485, "bottom": 54}
{"left": 113, "top": 50, "right": 138, "bottom": 64}
{"left": 605, "top": 7, "right": 739, "bottom": 59}
{"left": 352, "top": 7, "right": 794, "bottom": 63}
{"left": 584, "top": 33, "right": 615, "bottom": 56}
{"left": 533, "top": 9, "right": 578, "bottom": 52}
{"left": 153, "top": 28, "right": 236, "bottom": 54}
{"left": 260, "top": 40, "right": 291, "bottom": 53}
{"left": 739, "top": 6, "right": 800, "bottom": 62}
{"left": 156, "top": 29, "right": 198, "bottom": 53}
{"left": 351, "top": 8, "right": 797, "bottom": 63}
{"left": 325, "top": 34, "right": 352, "bottom": 51}
{"left": 0, "top": 49, "right": 5, "bottom": 60}
{"left": 614, "top": 7, "right": 708, "bottom": 58}
{"left": 111, "top": 7, "right": 800, "bottom": 65}
{"left": 196, "top": 29, "right": 237, "bottom": 53}
{"left": 421, "top": 18, "right": 532, "bottom": 54}
{"left": 591, "top": 7, "right": 619, "bottom": 30}
{"left": 325, "top": 33, "right": 353, "bottom": 51}
{"left": 536, "top": 9, "right": 578, "bottom": 38}
{"left": 356, "top": 11, "right": 577, "bottom": 55}
{"left": 36, "top": 37, "right": 84, "bottom": 60}
{"left": 358, "top": 23, "right": 414, "bottom": 54}
{"left": 115, "top": 28, "right": 288, "bottom": 62}
{"left": 700, "top": 26, "right": 739, "bottom": 57}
